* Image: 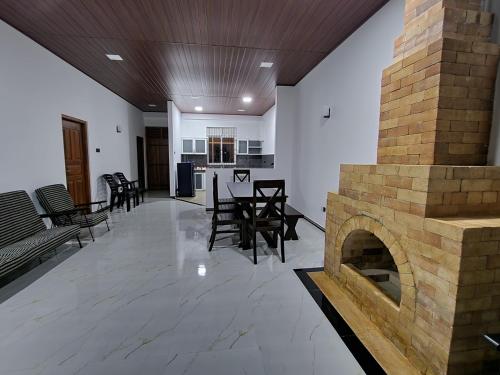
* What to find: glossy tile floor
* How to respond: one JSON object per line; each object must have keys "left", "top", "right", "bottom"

{"left": 0, "top": 198, "right": 364, "bottom": 375}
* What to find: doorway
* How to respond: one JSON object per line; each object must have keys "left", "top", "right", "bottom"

{"left": 61, "top": 116, "right": 91, "bottom": 205}
{"left": 146, "top": 127, "right": 169, "bottom": 191}
{"left": 136, "top": 136, "right": 145, "bottom": 190}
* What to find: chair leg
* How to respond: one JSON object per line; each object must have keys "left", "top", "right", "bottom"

{"left": 110, "top": 193, "right": 116, "bottom": 212}
{"left": 104, "top": 219, "right": 110, "bottom": 231}
{"left": 76, "top": 235, "right": 82, "bottom": 248}
{"left": 253, "top": 231, "right": 257, "bottom": 264}
{"left": 281, "top": 229, "right": 285, "bottom": 263}
{"left": 208, "top": 220, "right": 217, "bottom": 252}
{"left": 88, "top": 227, "right": 95, "bottom": 241}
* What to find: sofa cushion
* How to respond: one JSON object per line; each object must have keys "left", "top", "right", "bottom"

{"left": 0, "top": 191, "right": 46, "bottom": 249}
{"left": 0, "top": 225, "right": 80, "bottom": 277}
{"left": 58, "top": 211, "right": 108, "bottom": 228}
{"left": 35, "top": 184, "right": 75, "bottom": 214}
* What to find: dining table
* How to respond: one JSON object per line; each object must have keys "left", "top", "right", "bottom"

{"left": 226, "top": 181, "right": 287, "bottom": 249}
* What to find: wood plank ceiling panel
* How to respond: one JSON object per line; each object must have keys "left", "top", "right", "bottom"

{"left": 0, "top": 0, "right": 389, "bottom": 114}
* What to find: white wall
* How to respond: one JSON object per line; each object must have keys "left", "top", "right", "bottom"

{"left": 0, "top": 20, "right": 145, "bottom": 205}
{"left": 179, "top": 113, "right": 274, "bottom": 150}
{"left": 143, "top": 112, "right": 168, "bottom": 128}
{"left": 287, "top": 0, "right": 405, "bottom": 226}
{"left": 261, "top": 106, "right": 276, "bottom": 155}
{"left": 168, "top": 101, "right": 182, "bottom": 196}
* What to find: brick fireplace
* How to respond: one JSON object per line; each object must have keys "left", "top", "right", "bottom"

{"left": 323, "top": 0, "right": 500, "bottom": 374}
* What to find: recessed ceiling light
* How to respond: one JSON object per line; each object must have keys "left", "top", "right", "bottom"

{"left": 242, "top": 96, "right": 253, "bottom": 103}
{"left": 237, "top": 109, "right": 246, "bottom": 112}
{"left": 191, "top": 96, "right": 201, "bottom": 99}
{"left": 259, "top": 62, "right": 273, "bottom": 68}
{"left": 106, "top": 54, "right": 123, "bottom": 61}
{"left": 148, "top": 104, "right": 157, "bottom": 108}
{"left": 195, "top": 106, "right": 203, "bottom": 112}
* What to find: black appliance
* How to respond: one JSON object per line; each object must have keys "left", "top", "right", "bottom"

{"left": 177, "top": 162, "right": 195, "bottom": 197}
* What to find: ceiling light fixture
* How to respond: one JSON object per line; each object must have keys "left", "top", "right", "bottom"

{"left": 148, "top": 104, "right": 157, "bottom": 108}
{"left": 191, "top": 96, "right": 201, "bottom": 99}
{"left": 237, "top": 109, "right": 246, "bottom": 112}
{"left": 259, "top": 62, "right": 273, "bottom": 68}
{"left": 106, "top": 54, "right": 123, "bottom": 61}
{"left": 242, "top": 96, "right": 253, "bottom": 103}
{"left": 195, "top": 106, "right": 203, "bottom": 112}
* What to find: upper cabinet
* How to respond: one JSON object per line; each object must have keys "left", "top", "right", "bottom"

{"left": 182, "top": 138, "right": 206, "bottom": 154}
{"left": 238, "top": 140, "right": 263, "bottom": 155}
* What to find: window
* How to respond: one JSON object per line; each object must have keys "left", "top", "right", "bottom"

{"left": 182, "top": 138, "right": 206, "bottom": 154}
{"left": 207, "top": 127, "right": 236, "bottom": 165}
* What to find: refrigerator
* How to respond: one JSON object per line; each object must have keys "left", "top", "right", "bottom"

{"left": 177, "top": 162, "right": 195, "bottom": 197}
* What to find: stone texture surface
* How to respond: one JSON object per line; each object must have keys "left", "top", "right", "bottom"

{"left": 378, "top": 0, "right": 500, "bottom": 165}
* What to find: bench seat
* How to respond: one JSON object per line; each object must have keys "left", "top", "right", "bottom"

{"left": 284, "top": 204, "right": 304, "bottom": 240}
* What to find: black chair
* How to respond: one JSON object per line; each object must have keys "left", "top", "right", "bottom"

{"left": 233, "top": 169, "right": 250, "bottom": 183}
{"left": 208, "top": 173, "right": 244, "bottom": 252}
{"left": 102, "top": 174, "right": 125, "bottom": 211}
{"left": 114, "top": 172, "right": 144, "bottom": 206}
{"left": 246, "top": 180, "right": 286, "bottom": 264}
{"left": 35, "top": 184, "right": 110, "bottom": 242}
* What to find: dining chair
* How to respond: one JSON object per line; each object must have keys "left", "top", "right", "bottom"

{"left": 103, "top": 174, "right": 124, "bottom": 211}
{"left": 233, "top": 169, "right": 250, "bottom": 183}
{"left": 114, "top": 172, "right": 143, "bottom": 206}
{"left": 246, "top": 180, "right": 286, "bottom": 264}
{"left": 208, "top": 173, "right": 244, "bottom": 252}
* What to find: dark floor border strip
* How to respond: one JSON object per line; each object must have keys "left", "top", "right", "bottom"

{"left": 294, "top": 267, "right": 386, "bottom": 375}
{"left": 174, "top": 197, "right": 206, "bottom": 207}
{"left": 303, "top": 216, "right": 325, "bottom": 232}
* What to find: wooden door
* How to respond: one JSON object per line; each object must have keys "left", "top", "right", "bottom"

{"left": 62, "top": 117, "right": 90, "bottom": 205}
{"left": 146, "top": 127, "right": 169, "bottom": 190}
{"left": 136, "top": 136, "right": 145, "bottom": 189}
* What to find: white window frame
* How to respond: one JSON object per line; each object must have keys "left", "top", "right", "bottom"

{"left": 207, "top": 127, "right": 237, "bottom": 166}
{"left": 182, "top": 138, "right": 207, "bottom": 154}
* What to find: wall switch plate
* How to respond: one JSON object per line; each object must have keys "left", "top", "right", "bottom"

{"left": 96, "top": 148, "right": 101, "bottom": 153}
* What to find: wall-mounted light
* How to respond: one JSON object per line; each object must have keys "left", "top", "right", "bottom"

{"left": 195, "top": 106, "right": 203, "bottom": 112}
{"left": 322, "top": 106, "right": 331, "bottom": 119}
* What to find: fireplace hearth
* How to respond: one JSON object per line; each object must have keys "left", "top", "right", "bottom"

{"left": 323, "top": 1, "right": 500, "bottom": 374}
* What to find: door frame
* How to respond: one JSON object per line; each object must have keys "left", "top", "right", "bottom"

{"left": 136, "top": 136, "right": 146, "bottom": 190}
{"left": 62, "top": 114, "right": 91, "bottom": 204}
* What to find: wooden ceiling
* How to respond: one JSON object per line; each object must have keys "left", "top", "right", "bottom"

{"left": 0, "top": 0, "right": 388, "bottom": 115}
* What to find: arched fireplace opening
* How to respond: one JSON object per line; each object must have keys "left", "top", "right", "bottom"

{"left": 341, "top": 229, "right": 401, "bottom": 304}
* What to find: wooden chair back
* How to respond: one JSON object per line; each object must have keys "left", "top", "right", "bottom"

{"left": 233, "top": 169, "right": 250, "bottom": 183}
{"left": 251, "top": 180, "right": 286, "bottom": 228}
{"left": 212, "top": 172, "right": 220, "bottom": 213}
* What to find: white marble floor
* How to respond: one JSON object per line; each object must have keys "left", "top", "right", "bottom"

{"left": 0, "top": 199, "right": 364, "bottom": 375}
